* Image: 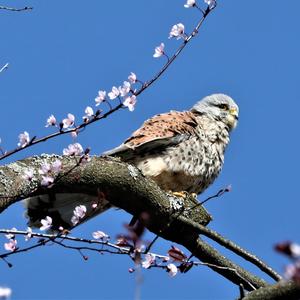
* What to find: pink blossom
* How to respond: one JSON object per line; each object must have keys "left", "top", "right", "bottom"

{"left": 39, "top": 162, "right": 51, "bottom": 175}
{"left": 92, "top": 231, "right": 109, "bottom": 241}
{"left": 62, "top": 113, "right": 75, "bottom": 129}
{"left": 63, "top": 143, "right": 84, "bottom": 156}
{"left": 71, "top": 205, "right": 87, "bottom": 225}
{"left": 95, "top": 90, "right": 106, "bottom": 106}
{"left": 5, "top": 228, "right": 17, "bottom": 240}
{"left": 153, "top": 43, "right": 165, "bottom": 58}
{"left": 290, "top": 243, "right": 300, "bottom": 258}
{"left": 123, "top": 95, "right": 137, "bottom": 112}
{"left": 204, "top": 0, "right": 216, "bottom": 8}
{"left": 17, "top": 131, "right": 30, "bottom": 147}
{"left": 40, "top": 216, "right": 52, "bottom": 231}
{"left": 23, "top": 169, "right": 34, "bottom": 181}
{"left": 51, "top": 160, "right": 62, "bottom": 174}
{"left": 108, "top": 86, "right": 120, "bottom": 100}
{"left": 167, "top": 263, "right": 178, "bottom": 277}
{"left": 83, "top": 106, "right": 94, "bottom": 120}
{"left": 184, "top": 0, "right": 196, "bottom": 8}
{"left": 119, "top": 81, "right": 131, "bottom": 97}
{"left": 41, "top": 175, "right": 54, "bottom": 187}
{"left": 45, "top": 114, "right": 57, "bottom": 127}
{"left": 128, "top": 72, "right": 137, "bottom": 83}
{"left": 169, "top": 23, "right": 185, "bottom": 39}
{"left": 4, "top": 239, "right": 17, "bottom": 252}
{"left": 92, "top": 203, "right": 98, "bottom": 209}
{"left": 25, "top": 227, "right": 32, "bottom": 241}
{"left": 142, "top": 253, "right": 156, "bottom": 269}
{"left": 0, "top": 287, "right": 12, "bottom": 299}
{"left": 284, "top": 261, "right": 300, "bottom": 283}
{"left": 71, "top": 131, "right": 78, "bottom": 138}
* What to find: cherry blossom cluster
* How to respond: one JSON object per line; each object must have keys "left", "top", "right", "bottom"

{"left": 275, "top": 241, "right": 300, "bottom": 283}
{"left": 139, "top": 245, "right": 192, "bottom": 277}
{"left": 153, "top": 0, "right": 216, "bottom": 59}
{"left": 0, "top": 0, "right": 216, "bottom": 163}
{"left": 95, "top": 71, "right": 138, "bottom": 113}
{"left": 1, "top": 226, "right": 196, "bottom": 278}
{"left": 22, "top": 159, "right": 62, "bottom": 187}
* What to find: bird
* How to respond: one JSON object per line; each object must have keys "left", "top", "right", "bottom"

{"left": 24, "top": 93, "right": 238, "bottom": 230}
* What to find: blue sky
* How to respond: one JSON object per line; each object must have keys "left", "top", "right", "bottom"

{"left": 1, "top": 0, "right": 300, "bottom": 299}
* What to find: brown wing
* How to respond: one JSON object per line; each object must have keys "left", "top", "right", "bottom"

{"left": 103, "top": 111, "right": 199, "bottom": 159}
{"left": 124, "top": 110, "right": 198, "bottom": 148}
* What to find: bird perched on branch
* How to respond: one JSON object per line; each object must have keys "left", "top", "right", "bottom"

{"left": 104, "top": 93, "right": 238, "bottom": 194}
{"left": 24, "top": 93, "right": 238, "bottom": 230}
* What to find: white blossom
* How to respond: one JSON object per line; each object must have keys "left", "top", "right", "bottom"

{"left": 108, "top": 86, "right": 120, "bottom": 100}
{"left": 92, "top": 231, "right": 109, "bottom": 241}
{"left": 184, "top": 0, "right": 196, "bottom": 8}
{"left": 71, "top": 205, "right": 87, "bottom": 226}
{"left": 17, "top": 131, "right": 30, "bottom": 147}
{"left": 123, "top": 95, "right": 137, "bottom": 112}
{"left": 169, "top": 23, "right": 185, "bottom": 39}
{"left": 63, "top": 143, "right": 84, "bottom": 156}
{"left": 128, "top": 72, "right": 137, "bottom": 83}
{"left": 0, "top": 286, "right": 12, "bottom": 299}
{"left": 142, "top": 253, "right": 156, "bottom": 269}
{"left": 45, "top": 114, "right": 57, "bottom": 127}
{"left": 41, "top": 175, "right": 54, "bottom": 187}
{"left": 62, "top": 113, "right": 75, "bottom": 129}
{"left": 95, "top": 90, "right": 106, "bottom": 106}
{"left": 204, "top": 0, "right": 216, "bottom": 8}
{"left": 167, "top": 263, "right": 178, "bottom": 277}
{"left": 119, "top": 81, "right": 131, "bottom": 97}
{"left": 23, "top": 169, "right": 34, "bottom": 181}
{"left": 39, "top": 162, "right": 51, "bottom": 175}
{"left": 25, "top": 227, "right": 32, "bottom": 241}
{"left": 83, "top": 106, "right": 94, "bottom": 120}
{"left": 153, "top": 43, "right": 165, "bottom": 58}
{"left": 4, "top": 228, "right": 17, "bottom": 240}
{"left": 51, "top": 159, "right": 62, "bottom": 174}
{"left": 4, "top": 239, "right": 17, "bottom": 252}
{"left": 40, "top": 216, "right": 52, "bottom": 231}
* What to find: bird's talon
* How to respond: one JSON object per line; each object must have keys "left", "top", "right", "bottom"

{"left": 171, "top": 191, "right": 189, "bottom": 198}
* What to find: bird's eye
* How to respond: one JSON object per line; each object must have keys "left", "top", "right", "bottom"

{"left": 218, "top": 103, "right": 228, "bottom": 110}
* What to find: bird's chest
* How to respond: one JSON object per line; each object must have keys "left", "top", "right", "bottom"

{"left": 161, "top": 136, "right": 225, "bottom": 193}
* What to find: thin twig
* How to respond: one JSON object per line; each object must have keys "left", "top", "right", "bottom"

{"left": 0, "top": 6, "right": 33, "bottom": 12}
{"left": 0, "top": 5, "right": 215, "bottom": 162}
{"left": 178, "top": 216, "right": 282, "bottom": 282}
{"left": 0, "top": 63, "right": 9, "bottom": 74}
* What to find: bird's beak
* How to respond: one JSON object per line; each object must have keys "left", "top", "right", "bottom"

{"left": 229, "top": 108, "right": 239, "bottom": 120}
{"left": 227, "top": 108, "right": 239, "bottom": 130}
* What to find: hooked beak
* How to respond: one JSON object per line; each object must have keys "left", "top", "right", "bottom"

{"left": 229, "top": 108, "right": 239, "bottom": 120}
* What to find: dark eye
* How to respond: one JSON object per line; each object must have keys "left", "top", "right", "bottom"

{"left": 218, "top": 103, "right": 228, "bottom": 110}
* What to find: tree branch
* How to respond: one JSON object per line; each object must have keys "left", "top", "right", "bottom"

{"left": 0, "top": 155, "right": 271, "bottom": 290}
{"left": 243, "top": 281, "right": 300, "bottom": 300}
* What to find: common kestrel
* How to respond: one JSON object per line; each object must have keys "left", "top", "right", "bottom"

{"left": 24, "top": 93, "right": 238, "bottom": 229}
{"left": 104, "top": 93, "right": 238, "bottom": 194}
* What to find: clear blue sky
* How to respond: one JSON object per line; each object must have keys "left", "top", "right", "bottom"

{"left": 1, "top": 1, "right": 300, "bottom": 299}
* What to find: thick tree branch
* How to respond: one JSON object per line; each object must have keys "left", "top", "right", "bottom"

{"left": 243, "top": 281, "right": 300, "bottom": 300}
{"left": 0, "top": 155, "right": 271, "bottom": 290}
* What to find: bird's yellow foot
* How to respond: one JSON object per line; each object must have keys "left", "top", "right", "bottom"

{"left": 168, "top": 191, "right": 198, "bottom": 199}
{"left": 170, "top": 191, "right": 189, "bottom": 198}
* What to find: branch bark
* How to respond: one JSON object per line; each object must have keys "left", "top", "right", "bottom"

{"left": 243, "top": 281, "right": 300, "bottom": 300}
{"left": 0, "top": 155, "right": 274, "bottom": 291}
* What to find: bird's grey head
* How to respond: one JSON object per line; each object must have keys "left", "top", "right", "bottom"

{"left": 191, "top": 93, "right": 239, "bottom": 130}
